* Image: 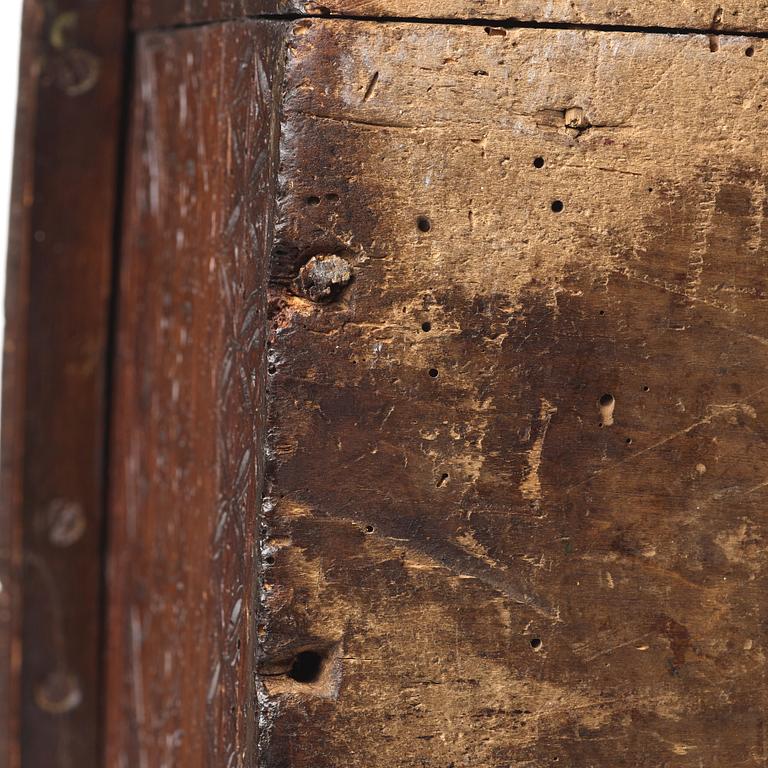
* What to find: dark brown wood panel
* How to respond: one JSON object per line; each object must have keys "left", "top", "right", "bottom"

{"left": 105, "top": 20, "right": 285, "bottom": 768}
{"left": 259, "top": 19, "right": 768, "bottom": 768}
{"left": 132, "top": 0, "right": 768, "bottom": 33}
{"left": 1, "top": 1, "right": 128, "bottom": 766}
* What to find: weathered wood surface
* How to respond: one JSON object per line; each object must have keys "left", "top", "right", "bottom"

{"left": 260, "top": 20, "right": 768, "bottom": 768}
{"left": 106, "top": 20, "right": 283, "bottom": 768}
{"left": 0, "top": 1, "right": 128, "bottom": 766}
{"left": 30, "top": 10, "right": 765, "bottom": 768}
{"left": 132, "top": 0, "right": 768, "bottom": 34}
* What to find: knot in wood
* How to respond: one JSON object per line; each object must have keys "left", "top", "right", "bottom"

{"left": 293, "top": 254, "right": 352, "bottom": 302}
{"left": 564, "top": 106, "right": 590, "bottom": 130}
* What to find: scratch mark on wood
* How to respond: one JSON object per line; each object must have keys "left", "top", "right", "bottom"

{"left": 520, "top": 399, "right": 557, "bottom": 501}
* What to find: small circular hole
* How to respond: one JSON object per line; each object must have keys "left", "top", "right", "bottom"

{"left": 530, "top": 637, "right": 543, "bottom": 651}
{"left": 288, "top": 650, "right": 324, "bottom": 683}
{"left": 364, "top": 525, "right": 374, "bottom": 534}
{"left": 533, "top": 156, "right": 545, "bottom": 168}
{"left": 306, "top": 195, "right": 321, "bottom": 205}
{"left": 417, "top": 216, "right": 432, "bottom": 232}
{"left": 746, "top": 46, "right": 755, "bottom": 57}
{"left": 551, "top": 200, "right": 564, "bottom": 213}
{"left": 625, "top": 437, "right": 633, "bottom": 445}
{"left": 598, "top": 310, "right": 605, "bottom": 316}
{"left": 268, "top": 364, "right": 277, "bottom": 375}
{"left": 599, "top": 393, "right": 614, "bottom": 407}
{"left": 642, "top": 385, "right": 650, "bottom": 392}
{"left": 428, "top": 368, "right": 439, "bottom": 378}
{"left": 325, "top": 192, "right": 339, "bottom": 201}
{"left": 421, "top": 321, "right": 432, "bottom": 332}
{"left": 264, "top": 555, "right": 275, "bottom": 565}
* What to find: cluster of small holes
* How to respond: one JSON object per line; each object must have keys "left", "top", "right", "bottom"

{"left": 306, "top": 193, "right": 339, "bottom": 205}
{"left": 361, "top": 24, "right": 701, "bottom": 500}
{"left": 414, "top": 142, "right": 560, "bottom": 301}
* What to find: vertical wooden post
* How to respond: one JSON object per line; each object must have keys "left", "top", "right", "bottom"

{"left": 1, "top": 1, "right": 128, "bottom": 765}
{"left": 104, "top": 21, "right": 284, "bottom": 767}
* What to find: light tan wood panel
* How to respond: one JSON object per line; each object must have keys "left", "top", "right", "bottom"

{"left": 261, "top": 19, "right": 768, "bottom": 768}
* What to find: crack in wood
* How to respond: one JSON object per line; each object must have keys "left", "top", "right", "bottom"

{"left": 139, "top": 11, "right": 768, "bottom": 40}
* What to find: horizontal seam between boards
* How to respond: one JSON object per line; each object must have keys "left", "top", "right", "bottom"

{"left": 136, "top": 10, "right": 768, "bottom": 39}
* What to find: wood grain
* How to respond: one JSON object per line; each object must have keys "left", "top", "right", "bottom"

{"left": 132, "top": 0, "right": 768, "bottom": 33}
{"left": 1, "top": 1, "right": 128, "bottom": 766}
{"left": 105, "top": 20, "right": 284, "bottom": 768}
{"left": 12, "top": 8, "right": 767, "bottom": 767}
{"left": 260, "top": 19, "right": 768, "bottom": 767}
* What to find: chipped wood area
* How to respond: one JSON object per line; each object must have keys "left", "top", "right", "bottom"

{"left": 132, "top": 0, "right": 768, "bottom": 33}
{"left": 105, "top": 21, "right": 283, "bottom": 767}
{"left": 262, "top": 19, "right": 768, "bottom": 767}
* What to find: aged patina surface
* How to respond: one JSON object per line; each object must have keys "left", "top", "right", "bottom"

{"left": 262, "top": 20, "right": 768, "bottom": 768}
{"left": 109, "top": 13, "right": 768, "bottom": 768}
{"left": 6, "top": 1, "right": 768, "bottom": 766}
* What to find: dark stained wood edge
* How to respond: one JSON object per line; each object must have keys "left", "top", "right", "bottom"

{"left": 104, "top": 20, "right": 286, "bottom": 767}
{"left": 0, "top": 1, "right": 130, "bottom": 766}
